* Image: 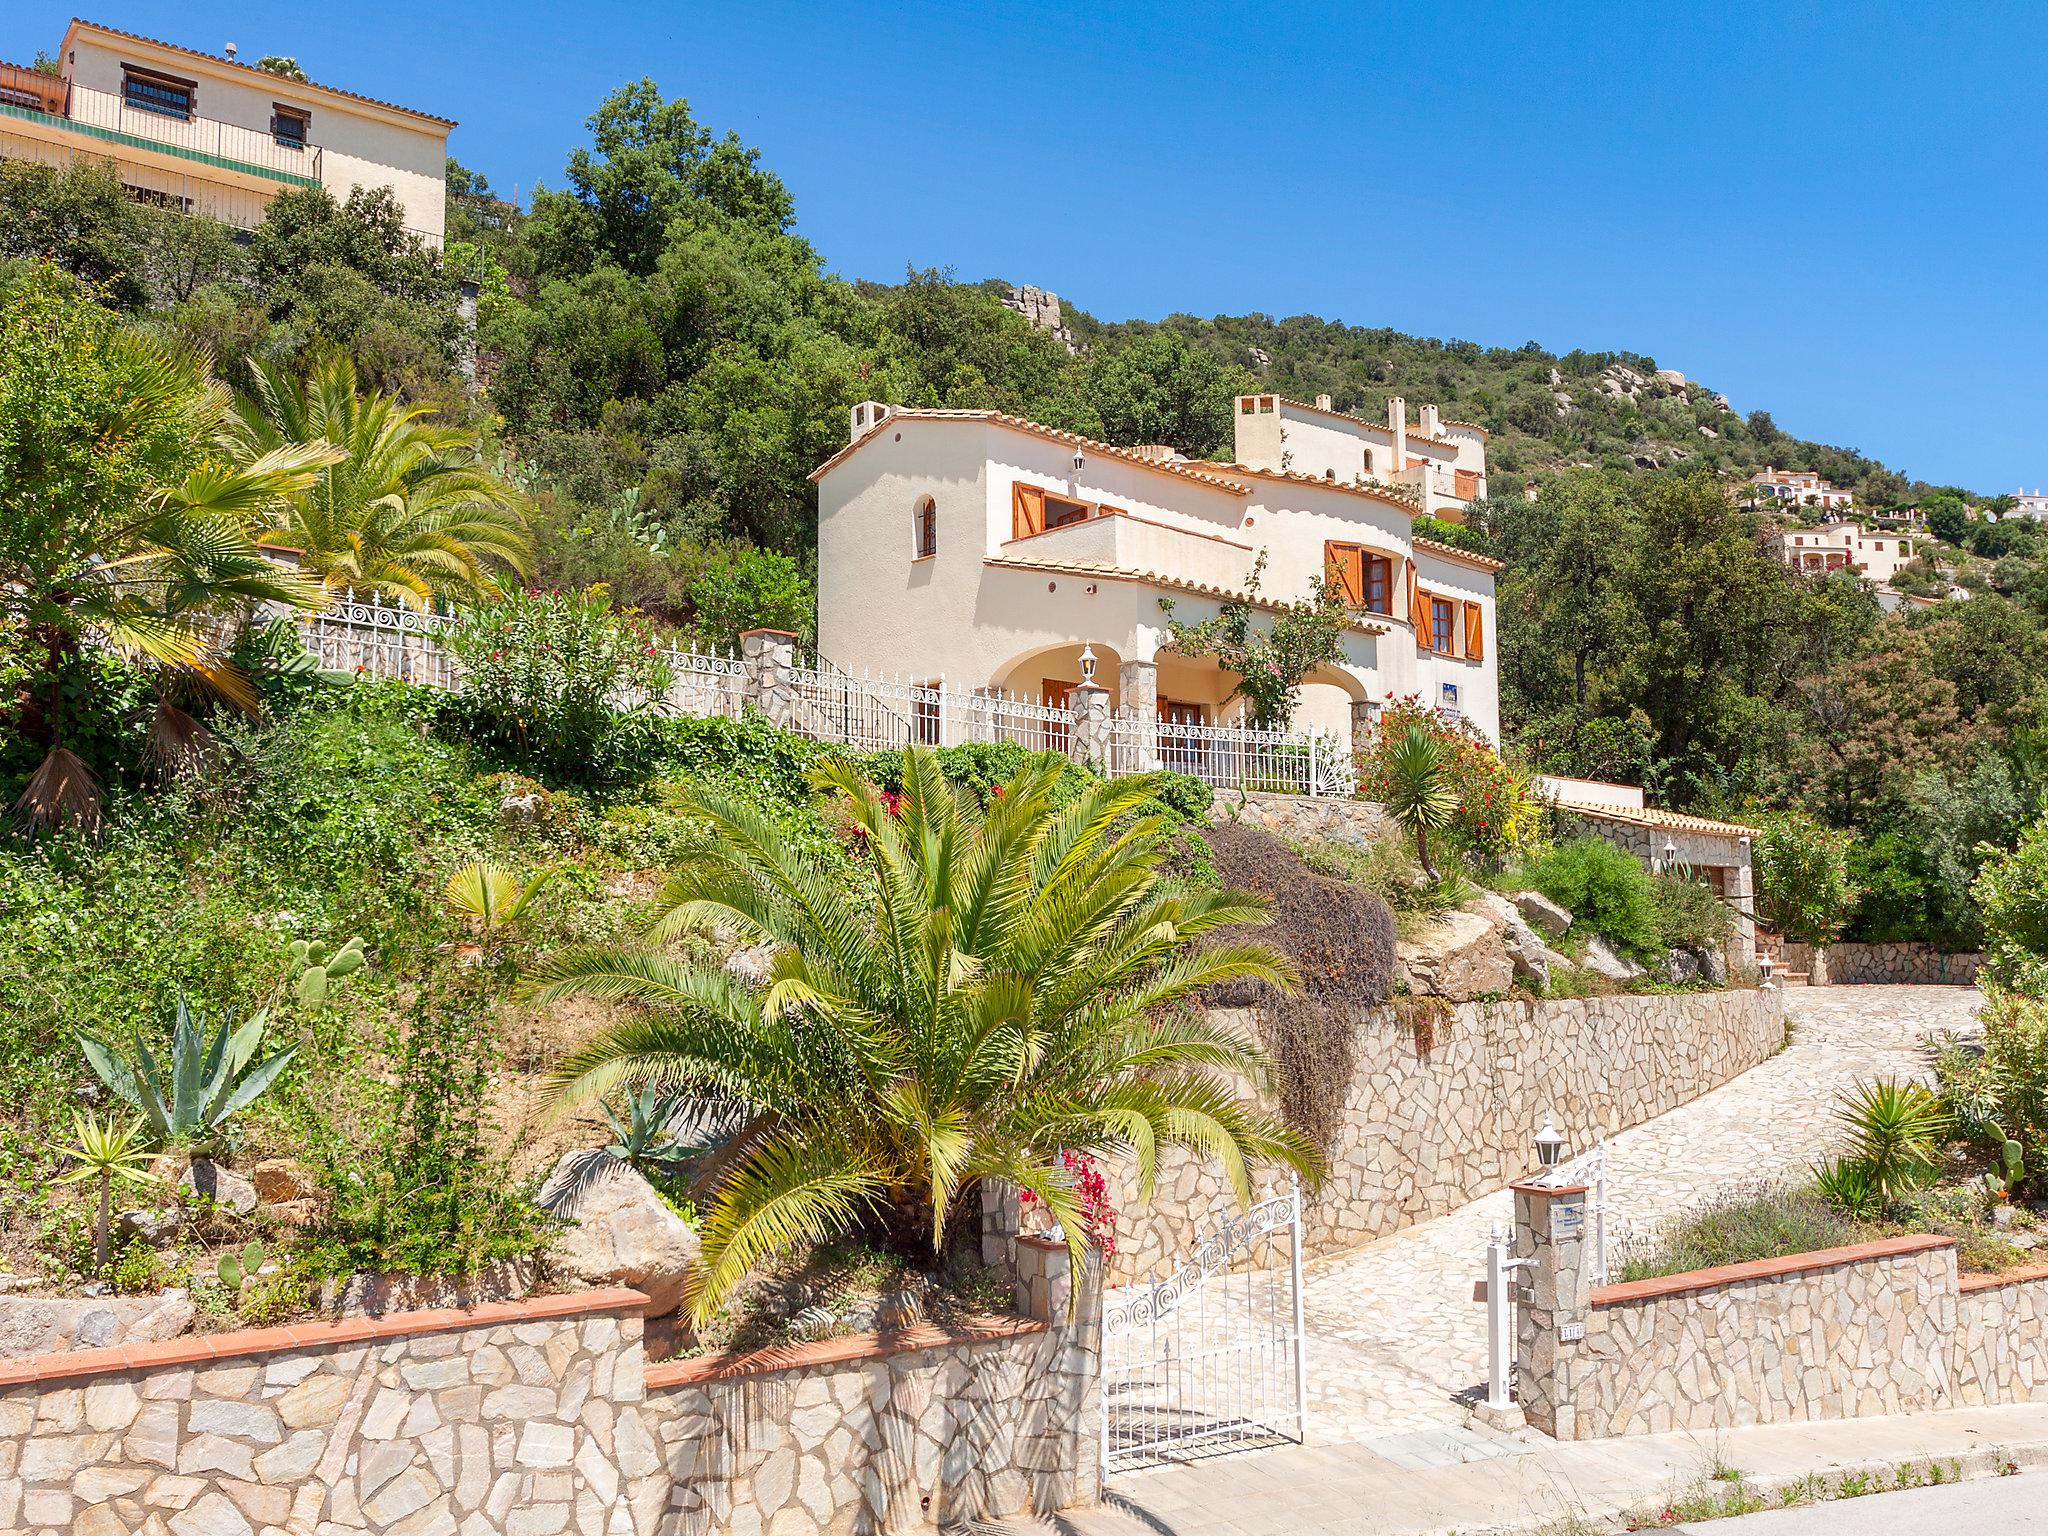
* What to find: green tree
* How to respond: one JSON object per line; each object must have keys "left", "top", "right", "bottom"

{"left": 0, "top": 266, "right": 335, "bottom": 829}
{"left": 1754, "top": 811, "right": 1858, "bottom": 945}
{"left": 527, "top": 752, "right": 1315, "bottom": 1320}
{"left": 1158, "top": 554, "right": 1350, "bottom": 728}
{"left": 686, "top": 546, "right": 814, "bottom": 647}
{"left": 1080, "top": 328, "right": 1254, "bottom": 458}
{"left": 230, "top": 353, "right": 530, "bottom": 605}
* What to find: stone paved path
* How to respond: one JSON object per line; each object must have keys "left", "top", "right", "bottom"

{"left": 1297, "top": 985, "right": 1984, "bottom": 1448}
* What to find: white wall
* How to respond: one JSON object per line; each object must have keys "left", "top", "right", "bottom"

{"left": 64, "top": 28, "right": 448, "bottom": 241}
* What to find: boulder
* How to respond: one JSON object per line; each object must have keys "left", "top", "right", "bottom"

{"left": 1582, "top": 937, "right": 1645, "bottom": 983}
{"left": 179, "top": 1159, "right": 257, "bottom": 1216}
{"left": 250, "top": 1159, "right": 316, "bottom": 1205}
{"left": 117, "top": 1208, "right": 184, "bottom": 1247}
{"left": 1660, "top": 949, "right": 1704, "bottom": 985}
{"left": 1512, "top": 890, "right": 1572, "bottom": 938}
{"left": 539, "top": 1153, "right": 701, "bottom": 1318}
{"left": 1463, "top": 893, "right": 1556, "bottom": 989}
{"left": 1396, "top": 910, "right": 1514, "bottom": 1001}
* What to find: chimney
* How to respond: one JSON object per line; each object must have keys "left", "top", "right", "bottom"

{"left": 849, "top": 401, "right": 892, "bottom": 443}
{"left": 1420, "top": 404, "right": 1441, "bottom": 436}
{"left": 1389, "top": 395, "right": 1407, "bottom": 471}
{"left": 1315, "top": 393, "right": 1333, "bottom": 412}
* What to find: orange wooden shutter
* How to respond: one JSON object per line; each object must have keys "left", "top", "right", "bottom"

{"left": 1324, "top": 541, "right": 1364, "bottom": 605}
{"left": 1464, "top": 602, "right": 1484, "bottom": 660}
{"left": 1011, "top": 482, "right": 1045, "bottom": 540}
{"left": 1407, "top": 561, "right": 1422, "bottom": 632}
{"left": 1455, "top": 468, "right": 1478, "bottom": 499}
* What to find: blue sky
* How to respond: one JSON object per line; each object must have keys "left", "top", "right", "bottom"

{"left": 15, "top": 3, "right": 2047, "bottom": 491}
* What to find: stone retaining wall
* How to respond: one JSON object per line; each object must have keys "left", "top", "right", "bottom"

{"left": 0, "top": 1242, "right": 1097, "bottom": 1535}
{"left": 1107, "top": 988, "right": 1784, "bottom": 1279}
{"left": 1512, "top": 1197, "right": 2048, "bottom": 1441}
{"left": 1953, "top": 1263, "right": 2048, "bottom": 1407}
{"left": 1820, "top": 943, "right": 1987, "bottom": 986}
{"left": 1206, "top": 788, "right": 1390, "bottom": 846}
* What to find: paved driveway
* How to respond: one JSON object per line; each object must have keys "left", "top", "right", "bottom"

{"left": 1297, "top": 985, "right": 1985, "bottom": 1452}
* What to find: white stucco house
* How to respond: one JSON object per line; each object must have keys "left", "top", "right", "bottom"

{"left": 2008, "top": 489, "right": 2048, "bottom": 521}
{"left": 1749, "top": 467, "right": 1853, "bottom": 511}
{"left": 0, "top": 19, "right": 453, "bottom": 243}
{"left": 811, "top": 393, "right": 1504, "bottom": 752}
{"left": 1768, "top": 519, "right": 1916, "bottom": 583}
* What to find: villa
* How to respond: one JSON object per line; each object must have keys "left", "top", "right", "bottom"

{"left": 0, "top": 19, "right": 453, "bottom": 243}
{"left": 2010, "top": 488, "right": 2048, "bottom": 520}
{"left": 812, "top": 393, "right": 1503, "bottom": 751}
{"left": 1768, "top": 518, "right": 1916, "bottom": 583}
{"left": 1749, "top": 466, "right": 1854, "bottom": 510}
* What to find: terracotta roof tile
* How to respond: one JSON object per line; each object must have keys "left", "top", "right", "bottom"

{"left": 1549, "top": 796, "right": 1759, "bottom": 840}
{"left": 809, "top": 409, "right": 1251, "bottom": 493}
{"left": 983, "top": 554, "right": 1391, "bottom": 633}
{"left": 1412, "top": 535, "right": 1505, "bottom": 573}
{"left": 1184, "top": 460, "right": 1425, "bottom": 513}
{"left": 1258, "top": 395, "right": 1463, "bottom": 451}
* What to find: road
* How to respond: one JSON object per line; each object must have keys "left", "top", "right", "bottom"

{"left": 1675, "top": 1470, "right": 2048, "bottom": 1533}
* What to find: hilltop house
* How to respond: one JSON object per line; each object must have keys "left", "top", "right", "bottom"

{"left": 0, "top": 19, "right": 453, "bottom": 243}
{"left": 2010, "top": 489, "right": 2048, "bottom": 520}
{"left": 811, "top": 393, "right": 1503, "bottom": 752}
{"left": 1767, "top": 519, "right": 1915, "bottom": 583}
{"left": 1749, "top": 467, "right": 1854, "bottom": 511}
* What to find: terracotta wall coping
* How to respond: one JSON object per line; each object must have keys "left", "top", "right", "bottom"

{"left": 1958, "top": 1259, "right": 2048, "bottom": 1295}
{"left": 1015, "top": 1233, "right": 1070, "bottom": 1253}
{"left": 0, "top": 1287, "right": 651, "bottom": 1389}
{"left": 1590, "top": 1235, "right": 1954, "bottom": 1308}
{"left": 1511, "top": 1182, "right": 1587, "bottom": 1199}
{"left": 646, "top": 1315, "right": 1046, "bottom": 1389}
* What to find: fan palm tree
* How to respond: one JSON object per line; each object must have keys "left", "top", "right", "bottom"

{"left": 525, "top": 750, "right": 1316, "bottom": 1324}
{"left": 229, "top": 353, "right": 530, "bottom": 608}
{"left": 1, "top": 266, "right": 340, "bottom": 832}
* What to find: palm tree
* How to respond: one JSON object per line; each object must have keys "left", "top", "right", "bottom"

{"left": 1381, "top": 725, "right": 1459, "bottom": 881}
{"left": 1, "top": 266, "right": 340, "bottom": 832}
{"left": 525, "top": 751, "right": 1315, "bottom": 1324}
{"left": 230, "top": 353, "right": 530, "bottom": 608}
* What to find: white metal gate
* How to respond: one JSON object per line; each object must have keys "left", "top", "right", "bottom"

{"left": 1100, "top": 1179, "right": 1307, "bottom": 1473}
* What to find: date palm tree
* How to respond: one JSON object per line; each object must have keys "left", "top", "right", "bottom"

{"left": 1, "top": 266, "right": 340, "bottom": 832}
{"left": 230, "top": 353, "right": 530, "bottom": 608}
{"left": 525, "top": 750, "right": 1315, "bottom": 1323}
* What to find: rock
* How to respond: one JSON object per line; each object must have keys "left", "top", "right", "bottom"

{"left": 1463, "top": 893, "right": 1554, "bottom": 989}
{"left": 1582, "top": 937, "right": 1645, "bottom": 983}
{"left": 500, "top": 789, "right": 546, "bottom": 823}
{"left": 1396, "top": 910, "right": 1514, "bottom": 1001}
{"left": 73, "top": 1308, "right": 118, "bottom": 1348}
{"left": 264, "top": 1199, "right": 319, "bottom": 1229}
{"left": 1660, "top": 949, "right": 1704, "bottom": 985}
{"left": 538, "top": 1155, "right": 701, "bottom": 1318}
{"left": 319, "top": 1261, "right": 533, "bottom": 1318}
{"left": 117, "top": 1209, "right": 184, "bottom": 1247}
{"left": 1512, "top": 890, "right": 1572, "bottom": 938}
{"left": 723, "top": 944, "right": 775, "bottom": 984}
{"left": 128, "top": 1291, "right": 195, "bottom": 1344}
{"left": 1994, "top": 1204, "right": 2017, "bottom": 1230}
{"left": 179, "top": 1160, "right": 257, "bottom": 1217}
{"left": 249, "top": 1159, "right": 315, "bottom": 1205}
{"left": 1699, "top": 949, "right": 1729, "bottom": 986}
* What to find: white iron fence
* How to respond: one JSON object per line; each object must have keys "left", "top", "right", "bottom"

{"left": 267, "top": 596, "right": 1353, "bottom": 798}
{"left": 1100, "top": 1179, "right": 1307, "bottom": 1473}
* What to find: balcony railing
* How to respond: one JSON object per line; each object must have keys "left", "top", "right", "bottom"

{"left": 998, "top": 510, "right": 1260, "bottom": 594}
{"left": 0, "top": 68, "right": 321, "bottom": 187}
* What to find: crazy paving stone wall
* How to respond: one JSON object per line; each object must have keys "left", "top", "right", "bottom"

{"left": 1953, "top": 1265, "right": 2048, "bottom": 1407}
{"left": 1106, "top": 989, "right": 1784, "bottom": 1280}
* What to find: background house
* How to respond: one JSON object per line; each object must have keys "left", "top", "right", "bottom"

{"left": 1767, "top": 518, "right": 1915, "bottom": 583}
{"left": 0, "top": 19, "right": 452, "bottom": 242}
{"left": 1749, "top": 466, "right": 1854, "bottom": 511}
{"left": 813, "top": 395, "right": 1502, "bottom": 752}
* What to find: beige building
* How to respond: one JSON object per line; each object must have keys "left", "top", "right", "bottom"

{"left": 1750, "top": 466, "right": 1853, "bottom": 511}
{"left": 1232, "top": 392, "right": 1491, "bottom": 520}
{"left": 1768, "top": 518, "right": 1916, "bottom": 583}
{"left": 0, "top": 20, "right": 453, "bottom": 243}
{"left": 812, "top": 394, "right": 1503, "bottom": 749}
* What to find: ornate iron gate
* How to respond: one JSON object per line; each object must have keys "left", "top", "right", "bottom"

{"left": 1100, "top": 1179, "right": 1307, "bottom": 1473}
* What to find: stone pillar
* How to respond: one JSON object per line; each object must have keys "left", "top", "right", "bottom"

{"left": 1349, "top": 697, "right": 1381, "bottom": 760}
{"left": 1069, "top": 682, "right": 1112, "bottom": 770}
{"left": 1512, "top": 1179, "right": 1591, "bottom": 1440}
{"left": 1730, "top": 840, "right": 1759, "bottom": 967}
{"left": 1013, "top": 1234, "right": 1104, "bottom": 1509}
{"left": 1116, "top": 659, "right": 1160, "bottom": 770}
{"left": 739, "top": 628, "right": 798, "bottom": 727}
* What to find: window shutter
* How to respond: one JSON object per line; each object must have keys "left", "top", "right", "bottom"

{"left": 1407, "top": 561, "right": 1422, "bottom": 634}
{"left": 1324, "top": 542, "right": 1364, "bottom": 605}
{"left": 1011, "top": 482, "right": 1045, "bottom": 540}
{"left": 1464, "top": 601, "right": 1484, "bottom": 661}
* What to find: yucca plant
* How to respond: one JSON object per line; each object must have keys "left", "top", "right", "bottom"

{"left": 1381, "top": 724, "right": 1459, "bottom": 881}
{"left": 78, "top": 993, "right": 299, "bottom": 1149}
{"left": 49, "top": 1112, "right": 156, "bottom": 1270}
{"left": 1834, "top": 1077, "right": 1949, "bottom": 1207}
{"left": 526, "top": 750, "right": 1316, "bottom": 1324}
{"left": 444, "top": 862, "right": 555, "bottom": 942}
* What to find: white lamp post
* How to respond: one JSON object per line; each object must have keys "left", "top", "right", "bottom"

{"left": 1534, "top": 1116, "right": 1566, "bottom": 1172}
{"left": 1079, "top": 643, "right": 1097, "bottom": 684}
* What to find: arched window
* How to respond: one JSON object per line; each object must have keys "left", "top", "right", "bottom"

{"left": 913, "top": 496, "right": 937, "bottom": 559}
{"left": 1362, "top": 448, "right": 1375, "bottom": 474}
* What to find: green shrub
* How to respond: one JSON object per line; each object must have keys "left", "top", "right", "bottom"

{"left": 1617, "top": 1183, "right": 1862, "bottom": 1281}
{"left": 1652, "top": 871, "right": 1735, "bottom": 953}
{"left": 685, "top": 545, "right": 813, "bottom": 648}
{"left": 1754, "top": 811, "right": 1857, "bottom": 945}
{"left": 1523, "top": 837, "right": 1661, "bottom": 961}
{"left": 1974, "top": 820, "right": 2048, "bottom": 996}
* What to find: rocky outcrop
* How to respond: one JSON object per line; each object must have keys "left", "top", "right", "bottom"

{"left": 540, "top": 1154, "right": 701, "bottom": 1319}
{"left": 1513, "top": 890, "right": 1573, "bottom": 938}
{"left": 1465, "top": 893, "right": 1571, "bottom": 990}
{"left": 1396, "top": 910, "right": 1513, "bottom": 1000}
{"left": 1582, "top": 937, "right": 1646, "bottom": 983}
{"left": 249, "top": 1158, "right": 316, "bottom": 1205}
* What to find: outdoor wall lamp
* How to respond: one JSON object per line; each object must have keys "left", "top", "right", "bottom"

{"left": 1073, "top": 450, "right": 1086, "bottom": 474}
{"left": 1079, "top": 643, "right": 1097, "bottom": 683}
{"left": 1533, "top": 1116, "right": 1566, "bottom": 1170}
{"left": 1759, "top": 952, "right": 1776, "bottom": 990}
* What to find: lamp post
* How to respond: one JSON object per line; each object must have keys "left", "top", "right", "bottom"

{"left": 1533, "top": 1116, "right": 1566, "bottom": 1173}
{"left": 1759, "top": 951, "right": 1776, "bottom": 991}
{"left": 1079, "top": 643, "right": 1097, "bottom": 685}
{"left": 1660, "top": 836, "right": 1678, "bottom": 875}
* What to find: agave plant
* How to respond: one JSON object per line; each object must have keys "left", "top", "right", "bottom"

{"left": 599, "top": 1086, "right": 697, "bottom": 1175}
{"left": 79, "top": 993, "right": 299, "bottom": 1149}
{"left": 48, "top": 1112, "right": 156, "bottom": 1270}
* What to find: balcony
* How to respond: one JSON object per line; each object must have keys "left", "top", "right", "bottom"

{"left": 0, "top": 64, "right": 322, "bottom": 188}
{"left": 996, "top": 509, "right": 1260, "bottom": 595}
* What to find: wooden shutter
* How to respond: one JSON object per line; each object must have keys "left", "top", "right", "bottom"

{"left": 1011, "top": 482, "right": 1046, "bottom": 540}
{"left": 1406, "top": 561, "right": 1422, "bottom": 634}
{"left": 1463, "top": 601, "right": 1484, "bottom": 661}
{"left": 1324, "top": 541, "right": 1364, "bottom": 605}
{"left": 1455, "top": 468, "right": 1478, "bottom": 499}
